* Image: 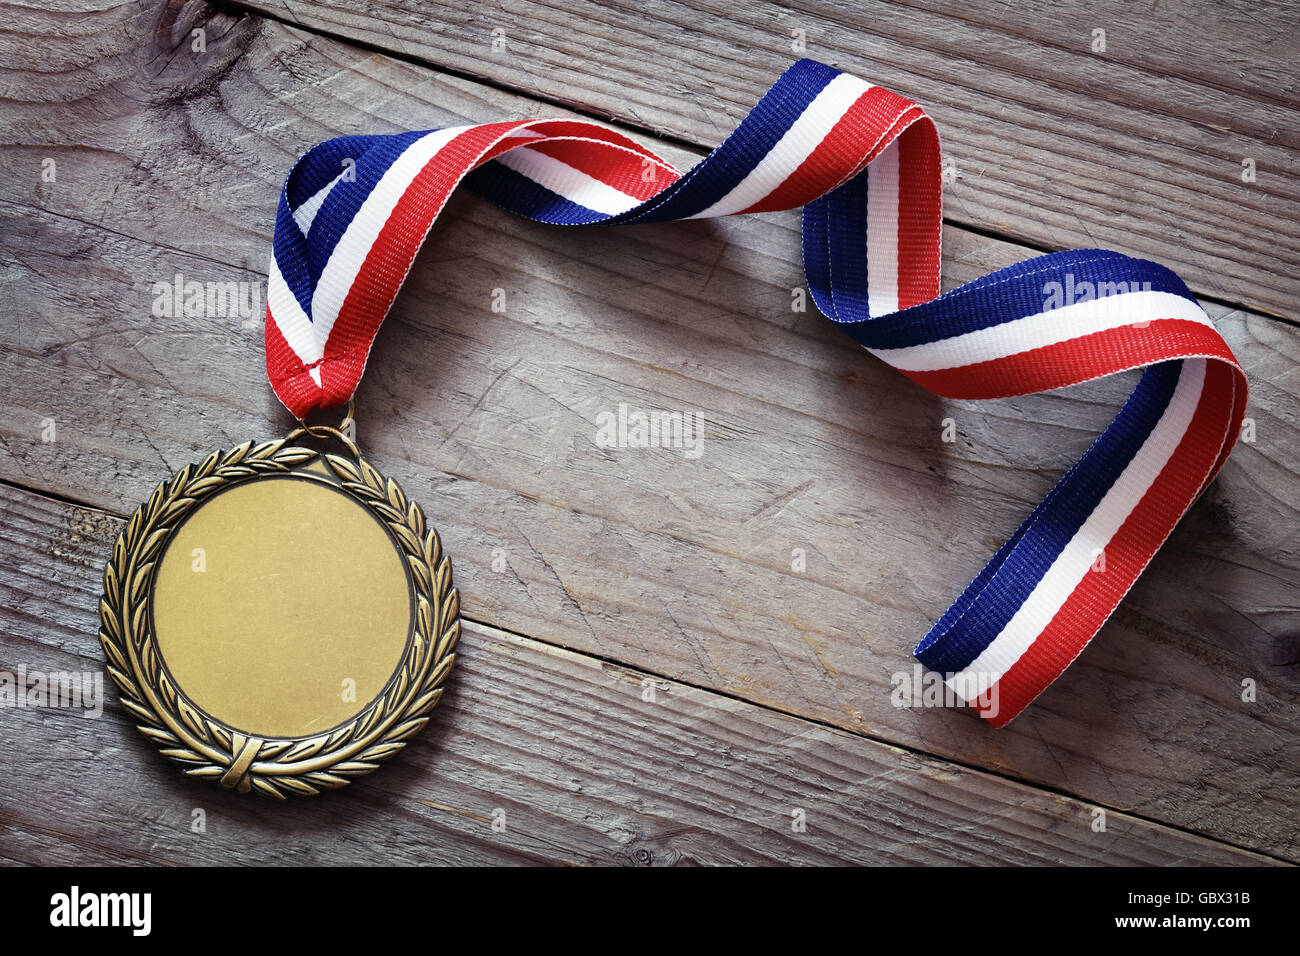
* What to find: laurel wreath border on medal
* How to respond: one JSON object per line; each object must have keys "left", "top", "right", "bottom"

{"left": 98, "top": 438, "right": 460, "bottom": 799}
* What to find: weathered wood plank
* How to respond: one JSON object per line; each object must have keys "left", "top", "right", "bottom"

{"left": 0, "top": 482, "right": 1281, "bottom": 865}
{"left": 226, "top": 0, "right": 1300, "bottom": 320}
{"left": 0, "top": 1, "right": 1297, "bottom": 859}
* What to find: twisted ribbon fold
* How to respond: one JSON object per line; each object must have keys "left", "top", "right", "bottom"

{"left": 265, "top": 59, "right": 1246, "bottom": 726}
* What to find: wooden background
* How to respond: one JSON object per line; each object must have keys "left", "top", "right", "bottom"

{"left": 1, "top": 0, "right": 1296, "bottom": 865}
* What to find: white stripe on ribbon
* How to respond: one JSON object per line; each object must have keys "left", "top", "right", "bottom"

{"left": 687, "top": 73, "right": 875, "bottom": 220}
{"left": 868, "top": 290, "right": 1214, "bottom": 372}
{"left": 267, "top": 258, "right": 319, "bottom": 368}
{"left": 292, "top": 172, "right": 345, "bottom": 236}
{"left": 309, "top": 127, "right": 468, "bottom": 346}
{"left": 495, "top": 145, "right": 644, "bottom": 216}
{"left": 946, "top": 357, "right": 1209, "bottom": 703}
{"left": 866, "top": 137, "right": 901, "bottom": 316}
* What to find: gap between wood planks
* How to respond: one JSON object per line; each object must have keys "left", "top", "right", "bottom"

{"left": 0, "top": 476, "right": 1287, "bottom": 865}
{"left": 0, "top": 474, "right": 1292, "bottom": 865}
{"left": 212, "top": 0, "right": 1300, "bottom": 323}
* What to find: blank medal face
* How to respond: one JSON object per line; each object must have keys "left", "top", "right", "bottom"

{"left": 151, "top": 473, "right": 412, "bottom": 739}
{"left": 100, "top": 439, "right": 459, "bottom": 798}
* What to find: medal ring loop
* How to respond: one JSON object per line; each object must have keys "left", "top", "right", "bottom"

{"left": 291, "top": 399, "right": 358, "bottom": 455}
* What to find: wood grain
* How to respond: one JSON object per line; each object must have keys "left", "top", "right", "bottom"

{"left": 0, "top": 482, "right": 1279, "bottom": 865}
{"left": 225, "top": 0, "right": 1300, "bottom": 320}
{"left": 0, "top": 0, "right": 1296, "bottom": 861}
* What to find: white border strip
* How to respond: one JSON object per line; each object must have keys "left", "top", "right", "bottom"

{"left": 267, "top": 258, "right": 319, "bottom": 367}
{"left": 292, "top": 172, "right": 345, "bottom": 236}
{"left": 866, "top": 138, "right": 901, "bottom": 316}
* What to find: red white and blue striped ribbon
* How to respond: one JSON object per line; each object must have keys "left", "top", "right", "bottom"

{"left": 265, "top": 59, "right": 1247, "bottom": 727}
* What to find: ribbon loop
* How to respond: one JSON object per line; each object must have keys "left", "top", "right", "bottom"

{"left": 264, "top": 59, "right": 1246, "bottom": 726}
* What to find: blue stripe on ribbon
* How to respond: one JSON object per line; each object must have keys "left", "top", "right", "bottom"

{"left": 273, "top": 131, "right": 432, "bottom": 322}
{"left": 302, "top": 131, "right": 431, "bottom": 292}
{"left": 464, "top": 161, "right": 612, "bottom": 225}
{"left": 465, "top": 59, "right": 842, "bottom": 228}
{"left": 801, "top": 187, "right": 834, "bottom": 319}
{"left": 271, "top": 197, "right": 316, "bottom": 321}
{"left": 913, "top": 359, "right": 1184, "bottom": 674}
{"left": 502, "top": 59, "right": 845, "bottom": 227}
{"left": 826, "top": 171, "right": 872, "bottom": 321}
{"left": 837, "top": 249, "right": 1196, "bottom": 345}
{"left": 283, "top": 134, "right": 393, "bottom": 209}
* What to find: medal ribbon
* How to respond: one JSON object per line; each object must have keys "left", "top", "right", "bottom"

{"left": 265, "top": 59, "right": 1246, "bottom": 727}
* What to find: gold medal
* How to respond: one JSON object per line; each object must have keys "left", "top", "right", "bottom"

{"left": 98, "top": 411, "right": 459, "bottom": 797}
